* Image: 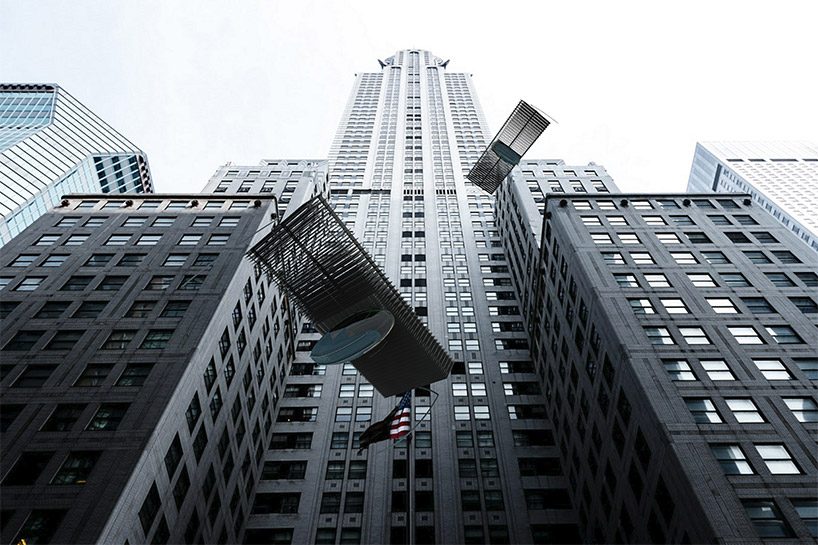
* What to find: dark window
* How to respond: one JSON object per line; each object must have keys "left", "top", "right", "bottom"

{"left": 3, "top": 330, "right": 45, "bottom": 351}
{"left": 12, "top": 364, "right": 56, "bottom": 387}
{"left": 118, "top": 253, "right": 146, "bottom": 267}
{"left": 74, "top": 363, "right": 113, "bottom": 387}
{"left": 73, "top": 300, "right": 107, "bottom": 318}
{"left": 270, "top": 432, "right": 313, "bottom": 450}
{"left": 42, "top": 403, "right": 86, "bottom": 432}
{"left": 796, "top": 272, "right": 818, "bottom": 286}
{"left": 51, "top": 451, "right": 100, "bottom": 485}
{"left": 172, "top": 466, "right": 191, "bottom": 509}
{"left": 35, "top": 301, "right": 71, "bottom": 319}
{"left": 115, "top": 362, "right": 154, "bottom": 386}
{"left": 742, "top": 297, "right": 776, "bottom": 314}
{"left": 102, "top": 329, "right": 135, "bottom": 350}
{"left": 185, "top": 394, "right": 202, "bottom": 432}
{"left": 60, "top": 275, "right": 93, "bottom": 291}
{"left": 2, "top": 451, "right": 53, "bottom": 485}
{"left": 164, "top": 435, "right": 183, "bottom": 477}
{"left": 345, "top": 492, "right": 365, "bottom": 513}
{"left": 790, "top": 297, "right": 818, "bottom": 314}
{"left": 320, "top": 492, "right": 341, "bottom": 513}
{"left": 97, "top": 275, "right": 128, "bottom": 291}
{"left": 161, "top": 300, "right": 190, "bottom": 318}
{"left": 524, "top": 489, "right": 571, "bottom": 510}
{"left": 45, "top": 331, "right": 83, "bottom": 351}
{"left": 742, "top": 499, "right": 794, "bottom": 538}
{"left": 263, "top": 461, "right": 308, "bottom": 480}
{"left": 86, "top": 403, "right": 129, "bottom": 431}
{"left": 126, "top": 300, "right": 156, "bottom": 318}
{"left": 725, "top": 232, "right": 751, "bottom": 243}
{"left": 140, "top": 329, "right": 173, "bottom": 349}
{"left": 12, "top": 510, "right": 66, "bottom": 545}
{"left": 138, "top": 483, "right": 161, "bottom": 534}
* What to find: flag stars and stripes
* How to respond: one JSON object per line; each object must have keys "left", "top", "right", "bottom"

{"left": 390, "top": 391, "right": 412, "bottom": 440}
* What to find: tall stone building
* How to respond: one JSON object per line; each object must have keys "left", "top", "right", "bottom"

{"left": 0, "top": 84, "right": 153, "bottom": 246}
{"left": 496, "top": 176, "right": 818, "bottom": 542}
{"left": 687, "top": 141, "right": 818, "bottom": 253}
{"left": 0, "top": 163, "right": 326, "bottom": 544}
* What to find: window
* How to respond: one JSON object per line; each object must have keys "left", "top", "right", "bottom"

{"left": 743, "top": 250, "right": 772, "bottom": 264}
{"left": 741, "top": 297, "right": 775, "bottom": 314}
{"left": 630, "top": 252, "right": 654, "bottom": 265}
{"left": 42, "top": 403, "right": 86, "bottom": 431}
{"left": 581, "top": 216, "right": 602, "bottom": 226}
{"left": 765, "top": 272, "right": 795, "bottom": 287}
{"left": 45, "top": 331, "right": 83, "bottom": 350}
{"left": 97, "top": 275, "right": 127, "bottom": 291}
{"left": 74, "top": 363, "right": 113, "bottom": 387}
{"left": 15, "top": 276, "right": 44, "bottom": 291}
{"left": 643, "top": 215, "right": 666, "bottom": 226}
{"left": 105, "top": 234, "right": 130, "bottom": 246}
{"left": 783, "top": 398, "right": 818, "bottom": 423}
{"left": 645, "top": 327, "right": 673, "bottom": 345}
{"left": 756, "top": 444, "right": 800, "bottom": 474}
{"left": 656, "top": 232, "right": 681, "bottom": 244}
{"left": 84, "top": 253, "right": 113, "bottom": 267}
{"left": 725, "top": 398, "right": 764, "bottom": 423}
{"left": 207, "top": 234, "right": 230, "bottom": 246}
{"left": 146, "top": 275, "right": 173, "bottom": 290}
{"left": 702, "top": 251, "right": 729, "bottom": 264}
{"left": 796, "top": 271, "right": 818, "bottom": 286}
{"left": 41, "top": 254, "right": 68, "bottom": 267}
{"left": 742, "top": 499, "right": 794, "bottom": 538}
{"left": 766, "top": 325, "right": 802, "bottom": 344}
{"left": 118, "top": 253, "right": 146, "bottom": 267}
{"left": 645, "top": 274, "right": 670, "bottom": 287}
{"left": 152, "top": 216, "right": 176, "bottom": 227}
{"left": 791, "top": 499, "right": 818, "bottom": 537}
{"left": 194, "top": 253, "right": 217, "bottom": 266}
{"left": 179, "top": 234, "right": 202, "bottom": 245}
{"left": 753, "top": 359, "right": 793, "bottom": 380}
{"left": 320, "top": 492, "right": 341, "bottom": 514}
{"left": 629, "top": 298, "right": 655, "bottom": 315}
{"left": 664, "top": 359, "right": 696, "bottom": 381}
{"left": 10, "top": 253, "right": 37, "bottom": 266}
{"left": 728, "top": 326, "right": 764, "bottom": 345}
{"left": 180, "top": 275, "right": 204, "bottom": 290}
{"left": 795, "top": 358, "right": 818, "bottom": 380}
{"left": 220, "top": 217, "right": 240, "bottom": 227}
{"left": 711, "top": 444, "right": 753, "bottom": 475}
{"left": 670, "top": 251, "right": 697, "bottom": 264}
{"left": 701, "top": 360, "right": 735, "bottom": 380}
{"left": 126, "top": 301, "right": 155, "bottom": 318}
{"left": 4, "top": 330, "right": 45, "bottom": 352}
{"left": 86, "top": 403, "right": 129, "bottom": 431}
{"left": 614, "top": 274, "right": 639, "bottom": 287}
{"left": 602, "top": 252, "right": 625, "bottom": 264}
{"left": 12, "top": 510, "right": 67, "bottom": 545}
{"left": 140, "top": 330, "right": 173, "bottom": 349}
{"left": 160, "top": 300, "right": 190, "bottom": 318}
{"left": 706, "top": 298, "right": 738, "bottom": 313}
{"left": 163, "top": 254, "right": 188, "bottom": 267}
{"left": 35, "top": 301, "right": 71, "bottom": 319}
{"left": 34, "top": 234, "right": 60, "bottom": 246}
{"left": 591, "top": 233, "right": 613, "bottom": 245}
{"left": 789, "top": 296, "right": 818, "bottom": 314}
{"left": 725, "top": 232, "right": 751, "bottom": 244}
{"left": 619, "top": 233, "right": 640, "bottom": 244}
{"left": 685, "top": 399, "right": 721, "bottom": 423}
{"left": 51, "top": 451, "right": 100, "bottom": 484}
{"left": 720, "top": 272, "right": 750, "bottom": 287}
{"left": 752, "top": 232, "right": 778, "bottom": 244}
{"left": 116, "top": 362, "right": 153, "bottom": 386}
{"left": 687, "top": 273, "right": 716, "bottom": 287}
{"left": 660, "top": 298, "right": 689, "bottom": 314}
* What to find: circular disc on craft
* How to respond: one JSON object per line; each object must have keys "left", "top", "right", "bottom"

{"left": 310, "top": 309, "right": 395, "bottom": 365}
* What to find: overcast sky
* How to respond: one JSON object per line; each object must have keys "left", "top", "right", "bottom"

{"left": 2, "top": 0, "right": 816, "bottom": 193}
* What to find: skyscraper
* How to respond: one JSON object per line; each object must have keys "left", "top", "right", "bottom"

{"left": 0, "top": 84, "right": 153, "bottom": 246}
{"left": 496, "top": 177, "right": 818, "bottom": 542}
{"left": 223, "top": 50, "right": 578, "bottom": 545}
{"left": 687, "top": 141, "right": 818, "bottom": 252}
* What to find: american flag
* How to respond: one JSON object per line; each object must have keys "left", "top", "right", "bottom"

{"left": 389, "top": 391, "right": 412, "bottom": 440}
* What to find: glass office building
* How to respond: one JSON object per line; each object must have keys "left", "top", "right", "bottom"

{"left": 0, "top": 84, "right": 153, "bottom": 246}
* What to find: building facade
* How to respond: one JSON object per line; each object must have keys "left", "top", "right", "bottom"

{"left": 0, "top": 165, "right": 326, "bottom": 544}
{"left": 687, "top": 141, "right": 818, "bottom": 253}
{"left": 234, "top": 50, "right": 578, "bottom": 545}
{"left": 0, "top": 84, "right": 153, "bottom": 246}
{"left": 496, "top": 179, "right": 818, "bottom": 542}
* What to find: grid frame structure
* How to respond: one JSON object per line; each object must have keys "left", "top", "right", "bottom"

{"left": 466, "top": 101, "right": 551, "bottom": 194}
{"left": 246, "top": 195, "right": 453, "bottom": 396}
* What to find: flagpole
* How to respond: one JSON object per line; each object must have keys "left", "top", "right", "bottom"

{"left": 406, "top": 388, "right": 414, "bottom": 545}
